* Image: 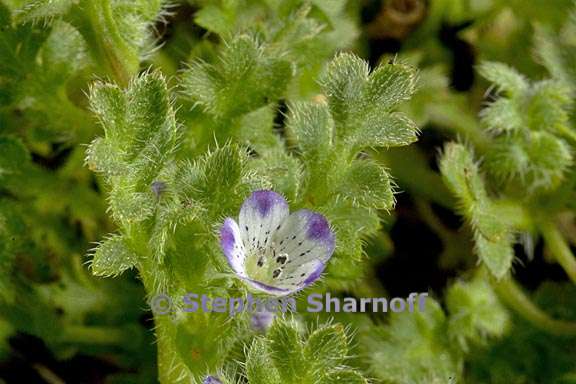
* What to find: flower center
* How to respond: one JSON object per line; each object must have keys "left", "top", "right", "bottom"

{"left": 244, "top": 242, "right": 290, "bottom": 284}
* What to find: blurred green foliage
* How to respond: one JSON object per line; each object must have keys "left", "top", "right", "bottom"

{"left": 1, "top": 0, "right": 576, "bottom": 383}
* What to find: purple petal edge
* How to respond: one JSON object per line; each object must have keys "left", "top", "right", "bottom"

{"left": 245, "top": 278, "right": 291, "bottom": 295}
{"left": 220, "top": 218, "right": 239, "bottom": 266}
{"left": 242, "top": 190, "right": 288, "bottom": 217}
{"left": 303, "top": 262, "right": 326, "bottom": 286}
{"left": 299, "top": 210, "right": 335, "bottom": 252}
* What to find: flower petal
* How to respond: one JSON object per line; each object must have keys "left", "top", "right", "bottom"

{"left": 220, "top": 218, "right": 246, "bottom": 277}
{"left": 239, "top": 190, "right": 289, "bottom": 253}
{"left": 251, "top": 309, "right": 275, "bottom": 332}
{"left": 203, "top": 376, "right": 223, "bottom": 384}
{"left": 271, "top": 209, "right": 335, "bottom": 266}
{"left": 273, "top": 260, "right": 326, "bottom": 291}
{"left": 251, "top": 210, "right": 334, "bottom": 293}
{"left": 245, "top": 278, "right": 292, "bottom": 296}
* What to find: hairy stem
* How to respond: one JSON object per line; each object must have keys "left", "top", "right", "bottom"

{"left": 539, "top": 219, "right": 576, "bottom": 284}
{"left": 70, "top": 0, "right": 140, "bottom": 86}
{"left": 493, "top": 277, "right": 576, "bottom": 336}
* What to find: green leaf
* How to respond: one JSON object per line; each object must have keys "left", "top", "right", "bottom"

{"left": 366, "top": 61, "right": 418, "bottom": 110}
{"left": 188, "top": 144, "right": 254, "bottom": 221}
{"left": 85, "top": 137, "right": 129, "bottom": 178}
{"left": 348, "top": 111, "right": 419, "bottom": 148}
{"left": 485, "top": 132, "right": 572, "bottom": 192}
{"left": 267, "top": 319, "right": 308, "bottom": 382}
{"left": 335, "top": 160, "right": 394, "bottom": 210}
{"left": 324, "top": 201, "right": 380, "bottom": 265}
{"left": 112, "top": 0, "right": 164, "bottom": 51}
{"left": 91, "top": 234, "right": 138, "bottom": 277}
{"left": 446, "top": 277, "right": 510, "bottom": 352}
{"left": 194, "top": 4, "right": 236, "bottom": 36}
{"left": 524, "top": 131, "right": 572, "bottom": 190}
{"left": 199, "top": 144, "right": 246, "bottom": 196}
{"left": 439, "top": 143, "right": 487, "bottom": 205}
{"left": 253, "top": 150, "right": 302, "bottom": 202}
{"left": 125, "top": 71, "right": 173, "bottom": 159}
{"left": 40, "top": 20, "right": 88, "bottom": 77}
{"left": 477, "top": 61, "right": 529, "bottom": 97}
{"left": 479, "top": 98, "right": 524, "bottom": 133}
{"left": 108, "top": 184, "right": 155, "bottom": 224}
{"left": 88, "top": 71, "right": 179, "bottom": 186}
{"left": 440, "top": 143, "right": 516, "bottom": 278}
{"left": 526, "top": 80, "right": 571, "bottom": 135}
{"left": 319, "top": 369, "right": 368, "bottom": 384}
{"left": 472, "top": 204, "right": 515, "bottom": 279}
{"left": 286, "top": 101, "right": 333, "bottom": 159}
{"left": 534, "top": 24, "right": 576, "bottom": 89}
{"left": 246, "top": 338, "right": 282, "bottom": 384}
{"left": 304, "top": 323, "right": 348, "bottom": 369}
{"left": 182, "top": 35, "right": 292, "bottom": 118}
{"left": 16, "top": 0, "right": 74, "bottom": 23}
{"left": 319, "top": 53, "right": 368, "bottom": 127}
{"left": 237, "top": 105, "right": 280, "bottom": 152}
{"left": 89, "top": 82, "right": 128, "bottom": 141}
{"left": 363, "top": 298, "right": 462, "bottom": 384}
{"left": 319, "top": 53, "right": 418, "bottom": 150}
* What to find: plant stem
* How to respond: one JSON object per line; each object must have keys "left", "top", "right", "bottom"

{"left": 71, "top": 0, "right": 140, "bottom": 86}
{"left": 493, "top": 277, "right": 576, "bottom": 336}
{"left": 138, "top": 261, "right": 185, "bottom": 383}
{"left": 539, "top": 219, "right": 576, "bottom": 284}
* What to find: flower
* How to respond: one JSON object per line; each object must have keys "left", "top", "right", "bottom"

{"left": 251, "top": 309, "right": 275, "bottom": 332}
{"left": 220, "top": 190, "right": 335, "bottom": 296}
{"left": 203, "top": 376, "right": 222, "bottom": 384}
{"left": 151, "top": 180, "right": 166, "bottom": 198}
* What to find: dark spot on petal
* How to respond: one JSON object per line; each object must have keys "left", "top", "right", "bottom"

{"left": 276, "top": 255, "right": 287, "bottom": 264}
{"left": 273, "top": 269, "right": 282, "bottom": 278}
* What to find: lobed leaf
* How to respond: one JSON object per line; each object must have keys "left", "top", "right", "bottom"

{"left": 246, "top": 338, "right": 282, "bottom": 384}
{"left": 91, "top": 234, "right": 138, "bottom": 277}
{"left": 267, "top": 319, "right": 308, "bottom": 382}
{"left": 304, "top": 323, "right": 348, "bottom": 370}
{"left": 335, "top": 160, "right": 394, "bottom": 210}
{"left": 286, "top": 101, "right": 334, "bottom": 159}
{"left": 446, "top": 277, "right": 510, "bottom": 352}
{"left": 477, "top": 61, "right": 529, "bottom": 97}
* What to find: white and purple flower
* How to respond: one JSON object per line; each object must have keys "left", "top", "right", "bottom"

{"left": 219, "top": 190, "right": 335, "bottom": 296}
